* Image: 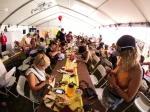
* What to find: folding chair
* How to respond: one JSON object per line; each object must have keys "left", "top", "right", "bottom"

{"left": 18, "top": 57, "right": 31, "bottom": 76}
{"left": 122, "top": 91, "right": 150, "bottom": 112}
{"left": 90, "top": 65, "right": 106, "bottom": 87}
{"left": 17, "top": 76, "right": 39, "bottom": 112}
{"left": 91, "top": 55, "right": 100, "bottom": 70}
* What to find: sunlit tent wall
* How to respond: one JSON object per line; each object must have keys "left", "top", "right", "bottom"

{"left": 36, "top": 16, "right": 92, "bottom": 38}
{"left": 0, "top": 0, "right": 150, "bottom": 56}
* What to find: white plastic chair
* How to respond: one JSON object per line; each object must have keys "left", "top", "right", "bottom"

{"left": 90, "top": 65, "right": 106, "bottom": 86}
{"left": 18, "top": 57, "right": 31, "bottom": 75}
{"left": 0, "top": 59, "right": 18, "bottom": 97}
{"left": 5, "top": 67, "right": 19, "bottom": 98}
{"left": 91, "top": 55, "right": 100, "bottom": 70}
{"left": 17, "top": 76, "right": 39, "bottom": 112}
{"left": 95, "top": 88, "right": 104, "bottom": 100}
{"left": 1, "top": 51, "right": 10, "bottom": 57}
{"left": 122, "top": 91, "right": 150, "bottom": 112}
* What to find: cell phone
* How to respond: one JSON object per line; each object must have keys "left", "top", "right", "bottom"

{"left": 55, "top": 89, "right": 65, "bottom": 94}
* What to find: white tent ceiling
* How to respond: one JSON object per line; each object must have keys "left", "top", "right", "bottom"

{"left": 0, "top": 0, "right": 150, "bottom": 27}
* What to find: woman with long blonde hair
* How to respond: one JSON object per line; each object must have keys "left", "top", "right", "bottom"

{"left": 99, "top": 35, "right": 143, "bottom": 112}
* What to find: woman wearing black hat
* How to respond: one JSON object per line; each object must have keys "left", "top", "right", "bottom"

{"left": 99, "top": 35, "right": 143, "bottom": 112}
{"left": 75, "top": 49, "right": 92, "bottom": 72}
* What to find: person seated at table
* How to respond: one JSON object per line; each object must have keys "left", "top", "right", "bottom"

{"left": 26, "top": 54, "right": 54, "bottom": 101}
{"left": 46, "top": 41, "right": 61, "bottom": 64}
{"left": 55, "top": 38, "right": 60, "bottom": 45}
{"left": 77, "top": 40, "right": 88, "bottom": 54}
{"left": 108, "top": 43, "right": 115, "bottom": 54}
{"left": 139, "top": 55, "right": 150, "bottom": 92}
{"left": 29, "top": 39, "right": 38, "bottom": 58}
{"left": 95, "top": 42, "right": 104, "bottom": 57}
{"left": 75, "top": 47, "right": 92, "bottom": 72}
{"left": 56, "top": 41, "right": 66, "bottom": 53}
{"left": 39, "top": 37, "right": 46, "bottom": 48}
{"left": 14, "top": 40, "right": 22, "bottom": 51}
{"left": 32, "top": 33, "right": 38, "bottom": 41}
{"left": 80, "top": 40, "right": 88, "bottom": 51}
{"left": 108, "top": 52, "right": 117, "bottom": 70}
{"left": 101, "top": 44, "right": 109, "bottom": 58}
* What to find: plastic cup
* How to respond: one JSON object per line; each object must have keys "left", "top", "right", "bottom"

{"left": 74, "top": 89, "right": 83, "bottom": 101}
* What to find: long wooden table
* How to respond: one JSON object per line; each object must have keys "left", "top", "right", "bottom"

{"left": 2, "top": 51, "right": 23, "bottom": 65}
{"left": 37, "top": 59, "right": 101, "bottom": 112}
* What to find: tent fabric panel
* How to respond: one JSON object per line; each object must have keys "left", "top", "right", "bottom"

{"left": 33, "top": 13, "right": 61, "bottom": 26}
{"left": 20, "top": 6, "right": 60, "bottom": 25}
{"left": 0, "top": 0, "right": 30, "bottom": 23}
{"left": 55, "top": 0, "right": 69, "bottom": 8}
{"left": 79, "top": 0, "right": 108, "bottom": 8}
{"left": 90, "top": 10, "right": 115, "bottom": 25}
{"left": 0, "top": 12, "right": 10, "bottom": 22}
{"left": 99, "top": 0, "right": 145, "bottom": 23}
{"left": 4, "top": 14, "right": 27, "bottom": 25}
{"left": 133, "top": 0, "right": 150, "bottom": 21}
{"left": 59, "top": 7, "right": 100, "bottom": 26}
{"left": 70, "top": 0, "right": 95, "bottom": 16}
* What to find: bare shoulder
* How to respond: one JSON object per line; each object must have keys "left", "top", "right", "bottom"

{"left": 27, "top": 72, "right": 36, "bottom": 80}
{"left": 129, "top": 63, "right": 142, "bottom": 80}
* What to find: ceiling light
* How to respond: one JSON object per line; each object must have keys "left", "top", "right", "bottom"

{"left": 0, "top": 8, "right": 8, "bottom": 12}
{"left": 31, "top": 2, "right": 52, "bottom": 14}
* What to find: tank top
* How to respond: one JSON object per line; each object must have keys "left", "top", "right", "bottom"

{"left": 112, "top": 66, "right": 129, "bottom": 91}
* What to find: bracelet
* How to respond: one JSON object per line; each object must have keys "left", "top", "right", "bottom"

{"left": 114, "top": 85, "right": 119, "bottom": 91}
{"left": 110, "top": 85, "right": 119, "bottom": 92}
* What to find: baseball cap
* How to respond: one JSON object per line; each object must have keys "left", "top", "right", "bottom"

{"left": 116, "top": 35, "right": 136, "bottom": 52}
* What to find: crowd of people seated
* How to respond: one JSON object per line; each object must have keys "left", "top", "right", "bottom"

{"left": 1, "top": 27, "right": 150, "bottom": 112}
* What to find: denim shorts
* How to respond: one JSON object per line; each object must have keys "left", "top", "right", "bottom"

{"left": 32, "top": 86, "right": 46, "bottom": 101}
{"left": 100, "top": 83, "right": 123, "bottom": 110}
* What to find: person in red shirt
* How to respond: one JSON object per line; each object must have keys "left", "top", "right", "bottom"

{"left": 66, "top": 31, "right": 73, "bottom": 43}
{"left": 0, "top": 33, "right": 7, "bottom": 52}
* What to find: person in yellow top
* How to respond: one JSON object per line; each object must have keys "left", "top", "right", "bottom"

{"left": 99, "top": 35, "right": 143, "bottom": 112}
{"left": 20, "top": 33, "right": 30, "bottom": 47}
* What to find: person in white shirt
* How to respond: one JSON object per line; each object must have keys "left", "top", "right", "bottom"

{"left": 40, "top": 37, "right": 46, "bottom": 48}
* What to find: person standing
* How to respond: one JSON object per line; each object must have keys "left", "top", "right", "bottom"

{"left": 0, "top": 33, "right": 7, "bottom": 52}
{"left": 20, "top": 33, "right": 30, "bottom": 47}
{"left": 99, "top": 35, "right": 102, "bottom": 43}
{"left": 56, "top": 28, "right": 66, "bottom": 42}
{"left": 99, "top": 35, "right": 142, "bottom": 112}
{"left": 66, "top": 31, "right": 73, "bottom": 43}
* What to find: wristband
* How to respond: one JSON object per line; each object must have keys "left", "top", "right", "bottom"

{"left": 111, "top": 85, "right": 119, "bottom": 91}
{"left": 113, "top": 85, "right": 119, "bottom": 91}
